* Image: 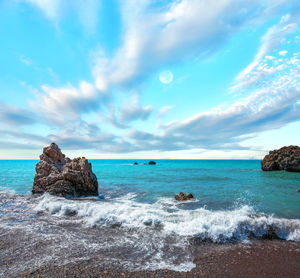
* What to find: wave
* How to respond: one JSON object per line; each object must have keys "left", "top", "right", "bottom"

{"left": 0, "top": 186, "right": 16, "bottom": 196}
{"left": 34, "top": 193, "right": 300, "bottom": 242}
{"left": 1, "top": 192, "right": 300, "bottom": 274}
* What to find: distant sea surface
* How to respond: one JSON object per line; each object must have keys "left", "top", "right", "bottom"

{"left": 0, "top": 159, "right": 299, "bottom": 274}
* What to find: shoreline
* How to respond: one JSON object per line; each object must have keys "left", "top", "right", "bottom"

{"left": 13, "top": 240, "right": 300, "bottom": 277}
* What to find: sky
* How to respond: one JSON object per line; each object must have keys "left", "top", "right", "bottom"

{"left": 0, "top": 0, "right": 299, "bottom": 159}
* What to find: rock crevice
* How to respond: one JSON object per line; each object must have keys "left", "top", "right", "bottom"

{"left": 33, "top": 143, "right": 98, "bottom": 196}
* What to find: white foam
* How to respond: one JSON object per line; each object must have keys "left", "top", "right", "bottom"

{"left": 0, "top": 186, "right": 16, "bottom": 196}
{"left": 34, "top": 193, "right": 300, "bottom": 242}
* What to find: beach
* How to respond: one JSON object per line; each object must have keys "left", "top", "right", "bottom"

{"left": 6, "top": 239, "right": 300, "bottom": 277}
{"left": 0, "top": 159, "right": 300, "bottom": 277}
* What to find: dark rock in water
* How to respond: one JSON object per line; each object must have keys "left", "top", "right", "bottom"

{"left": 143, "top": 219, "right": 153, "bottom": 226}
{"left": 148, "top": 161, "right": 156, "bottom": 165}
{"left": 32, "top": 143, "right": 98, "bottom": 197}
{"left": 63, "top": 207, "right": 78, "bottom": 217}
{"left": 262, "top": 225, "right": 281, "bottom": 240}
{"left": 261, "top": 145, "right": 300, "bottom": 172}
{"left": 134, "top": 162, "right": 138, "bottom": 165}
{"left": 175, "top": 192, "right": 194, "bottom": 201}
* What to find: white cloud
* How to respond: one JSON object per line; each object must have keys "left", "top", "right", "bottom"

{"left": 19, "top": 55, "right": 32, "bottom": 66}
{"left": 231, "top": 15, "right": 298, "bottom": 92}
{"left": 23, "top": 0, "right": 101, "bottom": 33}
{"left": 158, "top": 106, "right": 173, "bottom": 118}
{"left": 30, "top": 81, "right": 101, "bottom": 125}
{"left": 118, "top": 93, "right": 153, "bottom": 125}
{"left": 92, "top": 0, "right": 300, "bottom": 92}
{"left": 24, "top": 0, "right": 61, "bottom": 21}
{"left": 0, "top": 102, "right": 36, "bottom": 126}
{"left": 279, "top": 50, "right": 288, "bottom": 56}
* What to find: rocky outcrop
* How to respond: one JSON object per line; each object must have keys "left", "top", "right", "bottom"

{"left": 148, "top": 161, "right": 156, "bottom": 165}
{"left": 32, "top": 143, "right": 98, "bottom": 196}
{"left": 175, "top": 192, "right": 194, "bottom": 201}
{"left": 261, "top": 145, "right": 300, "bottom": 172}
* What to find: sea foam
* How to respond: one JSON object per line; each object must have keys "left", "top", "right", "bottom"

{"left": 34, "top": 193, "right": 300, "bottom": 242}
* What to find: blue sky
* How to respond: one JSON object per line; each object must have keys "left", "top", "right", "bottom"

{"left": 0, "top": 0, "right": 300, "bottom": 159}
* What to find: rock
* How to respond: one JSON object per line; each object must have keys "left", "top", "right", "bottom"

{"left": 262, "top": 225, "right": 280, "bottom": 240}
{"left": 297, "top": 188, "right": 300, "bottom": 193}
{"left": 32, "top": 143, "right": 98, "bottom": 197}
{"left": 261, "top": 145, "right": 300, "bottom": 172}
{"left": 148, "top": 161, "right": 156, "bottom": 165}
{"left": 134, "top": 162, "right": 138, "bottom": 165}
{"left": 175, "top": 192, "right": 194, "bottom": 201}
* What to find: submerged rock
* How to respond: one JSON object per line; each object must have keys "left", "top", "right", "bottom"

{"left": 148, "top": 161, "right": 156, "bottom": 165}
{"left": 175, "top": 192, "right": 194, "bottom": 201}
{"left": 134, "top": 162, "right": 138, "bottom": 165}
{"left": 262, "top": 225, "right": 281, "bottom": 240}
{"left": 261, "top": 145, "right": 300, "bottom": 172}
{"left": 32, "top": 143, "right": 98, "bottom": 197}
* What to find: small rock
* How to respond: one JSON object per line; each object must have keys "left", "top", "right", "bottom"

{"left": 148, "top": 161, "right": 156, "bottom": 165}
{"left": 262, "top": 225, "right": 280, "bottom": 240}
{"left": 175, "top": 192, "right": 194, "bottom": 201}
{"left": 134, "top": 162, "right": 138, "bottom": 165}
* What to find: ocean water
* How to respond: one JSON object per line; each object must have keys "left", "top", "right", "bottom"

{"left": 0, "top": 159, "right": 300, "bottom": 274}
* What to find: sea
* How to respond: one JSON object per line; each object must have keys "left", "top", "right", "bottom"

{"left": 0, "top": 159, "right": 299, "bottom": 275}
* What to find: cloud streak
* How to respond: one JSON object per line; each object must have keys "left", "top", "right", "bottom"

{"left": 92, "top": 0, "right": 300, "bottom": 92}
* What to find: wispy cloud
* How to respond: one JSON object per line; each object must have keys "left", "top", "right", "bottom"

{"left": 30, "top": 81, "right": 103, "bottom": 125}
{"left": 0, "top": 102, "right": 36, "bottom": 126}
{"left": 22, "top": 0, "right": 101, "bottom": 33}
{"left": 92, "top": 0, "right": 299, "bottom": 92}
{"left": 231, "top": 13, "right": 299, "bottom": 92}
{"left": 3, "top": 0, "right": 300, "bottom": 157}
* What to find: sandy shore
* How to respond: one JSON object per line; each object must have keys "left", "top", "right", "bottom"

{"left": 16, "top": 240, "right": 300, "bottom": 278}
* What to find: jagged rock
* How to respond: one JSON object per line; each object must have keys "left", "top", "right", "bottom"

{"left": 261, "top": 145, "right": 300, "bottom": 172}
{"left": 175, "top": 192, "right": 194, "bottom": 201}
{"left": 148, "top": 161, "right": 156, "bottom": 165}
{"left": 32, "top": 143, "right": 98, "bottom": 197}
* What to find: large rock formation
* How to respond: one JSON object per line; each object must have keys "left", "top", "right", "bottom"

{"left": 32, "top": 143, "right": 98, "bottom": 196}
{"left": 261, "top": 145, "right": 300, "bottom": 172}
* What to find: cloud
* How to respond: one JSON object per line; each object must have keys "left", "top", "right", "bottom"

{"left": 100, "top": 93, "right": 153, "bottom": 129}
{"left": 158, "top": 106, "right": 173, "bottom": 118}
{"left": 0, "top": 102, "right": 36, "bottom": 126}
{"left": 231, "top": 13, "right": 299, "bottom": 92}
{"left": 3, "top": 0, "right": 300, "bottom": 156}
{"left": 124, "top": 38, "right": 300, "bottom": 152}
{"left": 92, "top": 0, "right": 300, "bottom": 92}
{"left": 24, "top": 0, "right": 61, "bottom": 21}
{"left": 279, "top": 50, "right": 288, "bottom": 56}
{"left": 30, "top": 81, "right": 102, "bottom": 125}
{"left": 19, "top": 55, "right": 32, "bottom": 66}
{"left": 125, "top": 85, "right": 300, "bottom": 152}
{"left": 23, "top": 0, "right": 101, "bottom": 33}
{"left": 118, "top": 94, "right": 153, "bottom": 124}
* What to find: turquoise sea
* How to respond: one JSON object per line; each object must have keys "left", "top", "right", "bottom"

{"left": 1, "top": 159, "right": 299, "bottom": 218}
{"left": 0, "top": 159, "right": 300, "bottom": 273}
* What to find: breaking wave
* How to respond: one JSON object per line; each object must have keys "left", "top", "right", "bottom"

{"left": 35, "top": 193, "right": 300, "bottom": 242}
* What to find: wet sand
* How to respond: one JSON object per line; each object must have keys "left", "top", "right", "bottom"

{"left": 16, "top": 240, "right": 300, "bottom": 278}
